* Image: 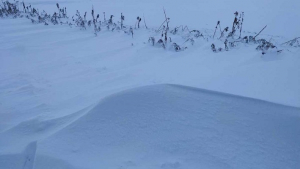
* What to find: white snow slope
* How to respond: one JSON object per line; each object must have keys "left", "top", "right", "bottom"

{"left": 1, "top": 85, "right": 300, "bottom": 169}
{"left": 0, "top": 0, "right": 300, "bottom": 168}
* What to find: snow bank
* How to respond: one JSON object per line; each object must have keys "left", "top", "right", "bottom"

{"left": 2, "top": 84, "right": 298, "bottom": 169}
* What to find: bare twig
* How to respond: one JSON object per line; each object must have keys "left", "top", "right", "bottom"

{"left": 163, "top": 7, "right": 169, "bottom": 29}
{"left": 183, "top": 26, "right": 190, "bottom": 32}
{"left": 239, "top": 12, "right": 244, "bottom": 38}
{"left": 219, "top": 27, "right": 229, "bottom": 39}
{"left": 254, "top": 25, "right": 267, "bottom": 39}
{"left": 213, "top": 21, "right": 220, "bottom": 39}
{"left": 143, "top": 13, "right": 148, "bottom": 29}
{"left": 156, "top": 18, "right": 168, "bottom": 32}
{"left": 163, "top": 7, "right": 169, "bottom": 43}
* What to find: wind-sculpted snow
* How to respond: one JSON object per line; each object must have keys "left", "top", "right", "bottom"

{"left": 0, "top": 141, "right": 37, "bottom": 169}
{"left": 0, "top": 105, "right": 93, "bottom": 153}
{"left": 1, "top": 0, "right": 300, "bottom": 168}
{"left": 3, "top": 84, "right": 295, "bottom": 169}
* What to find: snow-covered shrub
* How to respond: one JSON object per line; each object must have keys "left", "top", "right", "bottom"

{"left": 0, "top": 0, "right": 290, "bottom": 55}
{"left": 256, "top": 39, "right": 277, "bottom": 54}
{"left": 56, "top": 3, "right": 68, "bottom": 19}
{"left": 38, "top": 10, "right": 50, "bottom": 24}
{"left": 72, "top": 10, "right": 86, "bottom": 29}
{"left": 227, "top": 11, "right": 244, "bottom": 39}
{"left": 0, "top": 1, "right": 20, "bottom": 17}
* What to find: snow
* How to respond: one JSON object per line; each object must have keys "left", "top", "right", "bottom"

{"left": 1, "top": 85, "right": 300, "bottom": 169}
{"left": 1, "top": 0, "right": 300, "bottom": 168}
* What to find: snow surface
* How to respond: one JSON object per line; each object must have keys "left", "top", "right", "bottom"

{"left": 1, "top": 85, "right": 300, "bottom": 169}
{"left": 1, "top": 0, "right": 300, "bottom": 168}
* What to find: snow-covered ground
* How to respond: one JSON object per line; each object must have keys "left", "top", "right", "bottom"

{"left": 0, "top": 0, "right": 300, "bottom": 168}
{"left": 1, "top": 85, "right": 300, "bottom": 169}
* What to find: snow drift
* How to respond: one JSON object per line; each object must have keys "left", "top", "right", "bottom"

{"left": 2, "top": 84, "right": 299, "bottom": 169}
{"left": 1, "top": 0, "right": 300, "bottom": 168}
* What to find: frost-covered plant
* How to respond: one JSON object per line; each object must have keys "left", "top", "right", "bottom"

{"left": 170, "top": 27, "right": 179, "bottom": 35}
{"left": 108, "top": 15, "right": 113, "bottom": 24}
{"left": 121, "top": 13, "right": 125, "bottom": 29}
{"left": 0, "top": 1, "right": 289, "bottom": 55}
{"left": 249, "top": 36, "right": 255, "bottom": 43}
{"left": 211, "top": 43, "right": 216, "bottom": 52}
{"left": 124, "top": 27, "right": 134, "bottom": 37}
{"left": 103, "top": 12, "right": 106, "bottom": 22}
{"left": 148, "top": 37, "right": 155, "bottom": 46}
{"left": 242, "top": 36, "right": 248, "bottom": 43}
{"left": 51, "top": 12, "right": 58, "bottom": 25}
{"left": 182, "top": 38, "right": 194, "bottom": 46}
{"left": 224, "top": 39, "right": 229, "bottom": 51}
{"left": 103, "top": 14, "right": 118, "bottom": 30}
{"left": 213, "top": 21, "right": 221, "bottom": 39}
{"left": 135, "top": 16, "right": 141, "bottom": 28}
{"left": 155, "top": 8, "right": 170, "bottom": 45}
{"left": 170, "top": 25, "right": 189, "bottom": 35}
{"left": 157, "top": 39, "right": 165, "bottom": 49}
{"left": 227, "top": 11, "right": 244, "bottom": 39}
{"left": 0, "top": 0, "right": 20, "bottom": 17}
{"left": 143, "top": 14, "right": 148, "bottom": 29}
{"left": 281, "top": 37, "right": 300, "bottom": 47}
{"left": 219, "top": 27, "right": 228, "bottom": 39}
{"left": 227, "top": 12, "right": 238, "bottom": 38}
{"left": 38, "top": 10, "right": 50, "bottom": 25}
{"left": 172, "top": 43, "right": 181, "bottom": 52}
{"left": 129, "top": 27, "right": 133, "bottom": 38}
{"left": 190, "top": 30, "right": 203, "bottom": 38}
{"left": 72, "top": 10, "right": 86, "bottom": 29}
{"left": 56, "top": 3, "right": 68, "bottom": 19}
{"left": 256, "top": 39, "right": 276, "bottom": 54}
{"left": 91, "top": 7, "right": 101, "bottom": 35}
{"left": 239, "top": 12, "right": 244, "bottom": 38}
